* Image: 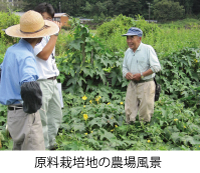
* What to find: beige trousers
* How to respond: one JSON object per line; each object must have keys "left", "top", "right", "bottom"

{"left": 7, "top": 109, "right": 45, "bottom": 150}
{"left": 125, "top": 80, "right": 155, "bottom": 123}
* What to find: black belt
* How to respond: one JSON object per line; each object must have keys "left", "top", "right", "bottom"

{"left": 8, "top": 105, "right": 23, "bottom": 111}
{"left": 47, "top": 76, "right": 57, "bottom": 80}
{"left": 132, "top": 78, "right": 153, "bottom": 84}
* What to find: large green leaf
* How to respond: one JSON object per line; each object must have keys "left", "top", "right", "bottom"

{"left": 99, "top": 128, "right": 116, "bottom": 141}
{"left": 109, "top": 139, "right": 127, "bottom": 148}
{"left": 86, "top": 138, "right": 101, "bottom": 148}
{"left": 0, "top": 131, "right": 4, "bottom": 140}
{"left": 70, "top": 107, "right": 82, "bottom": 116}
{"left": 87, "top": 117, "right": 107, "bottom": 128}
{"left": 69, "top": 40, "right": 84, "bottom": 50}
{"left": 72, "top": 122, "right": 85, "bottom": 132}
{"left": 171, "top": 132, "right": 181, "bottom": 143}
{"left": 181, "top": 136, "right": 200, "bottom": 145}
{"left": 0, "top": 116, "right": 6, "bottom": 123}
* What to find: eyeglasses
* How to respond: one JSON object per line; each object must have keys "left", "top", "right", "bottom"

{"left": 45, "top": 18, "right": 53, "bottom": 21}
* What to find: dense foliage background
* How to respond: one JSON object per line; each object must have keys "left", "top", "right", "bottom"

{"left": 0, "top": 11, "right": 200, "bottom": 150}
{"left": 21, "top": 0, "right": 200, "bottom": 21}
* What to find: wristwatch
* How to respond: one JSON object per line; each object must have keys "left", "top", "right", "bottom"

{"left": 141, "top": 72, "right": 144, "bottom": 79}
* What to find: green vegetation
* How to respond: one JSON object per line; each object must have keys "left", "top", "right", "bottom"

{"left": 0, "top": 11, "right": 20, "bottom": 62}
{"left": 96, "top": 15, "right": 200, "bottom": 57}
{"left": 57, "top": 93, "right": 200, "bottom": 150}
{"left": 0, "top": 13, "right": 200, "bottom": 150}
{"left": 22, "top": 0, "right": 200, "bottom": 22}
{"left": 158, "top": 18, "right": 200, "bottom": 28}
{"left": 154, "top": 0, "right": 185, "bottom": 22}
{"left": 0, "top": 0, "right": 27, "bottom": 12}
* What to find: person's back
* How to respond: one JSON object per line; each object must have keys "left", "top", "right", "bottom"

{"left": 0, "top": 39, "right": 38, "bottom": 105}
{"left": 0, "top": 10, "right": 59, "bottom": 150}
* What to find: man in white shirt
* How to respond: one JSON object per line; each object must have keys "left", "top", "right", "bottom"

{"left": 34, "top": 3, "right": 63, "bottom": 150}
{"left": 122, "top": 27, "right": 161, "bottom": 124}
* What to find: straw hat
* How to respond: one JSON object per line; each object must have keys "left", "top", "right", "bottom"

{"left": 5, "top": 10, "right": 59, "bottom": 38}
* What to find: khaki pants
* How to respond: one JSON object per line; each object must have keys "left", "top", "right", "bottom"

{"left": 38, "top": 79, "right": 62, "bottom": 149}
{"left": 125, "top": 80, "right": 155, "bottom": 123}
{"left": 7, "top": 109, "right": 45, "bottom": 150}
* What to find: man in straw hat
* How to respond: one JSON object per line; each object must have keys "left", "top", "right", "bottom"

{"left": 33, "top": 2, "right": 63, "bottom": 150}
{"left": 122, "top": 27, "right": 161, "bottom": 124}
{"left": 0, "top": 10, "right": 59, "bottom": 150}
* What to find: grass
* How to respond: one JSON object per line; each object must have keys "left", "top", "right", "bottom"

{"left": 90, "top": 30, "right": 97, "bottom": 34}
{"left": 94, "top": 18, "right": 200, "bottom": 58}
{"left": 158, "top": 18, "right": 200, "bottom": 28}
{"left": 142, "top": 27, "right": 200, "bottom": 57}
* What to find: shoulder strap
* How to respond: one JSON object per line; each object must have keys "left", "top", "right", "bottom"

{"left": 154, "top": 73, "right": 157, "bottom": 85}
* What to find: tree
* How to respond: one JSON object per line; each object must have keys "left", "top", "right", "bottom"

{"left": 154, "top": 0, "right": 185, "bottom": 22}
{"left": 11, "top": 0, "right": 28, "bottom": 12}
{"left": 23, "top": 0, "right": 200, "bottom": 19}
{"left": 192, "top": 0, "right": 200, "bottom": 15}
{"left": 114, "top": 0, "right": 154, "bottom": 19}
{"left": 104, "top": 0, "right": 115, "bottom": 16}
{"left": 0, "top": 0, "right": 9, "bottom": 12}
{"left": 174, "top": 0, "right": 194, "bottom": 15}
{"left": 82, "top": 1, "right": 113, "bottom": 17}
{"left": 81, "top": 1, "right": 94, "bottom": 16}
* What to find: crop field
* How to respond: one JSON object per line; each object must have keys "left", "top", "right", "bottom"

{"left": 0, "top": 14, "right": 200, "bottom": 150}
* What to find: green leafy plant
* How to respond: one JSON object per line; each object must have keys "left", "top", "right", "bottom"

{"left": 0, "top": 11, "right": 20, "bottom": 44}
{"left": 57, "top": 18, "right": 126, "bottom": 94}
{"left": 0, "top": 104, "right": 12, "bottom": 150}
{"left": 56, "top": 93, "right": 200, "bottom": 151}
{"left": 158, "top": 48, "right": 200, "bottom": 100}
